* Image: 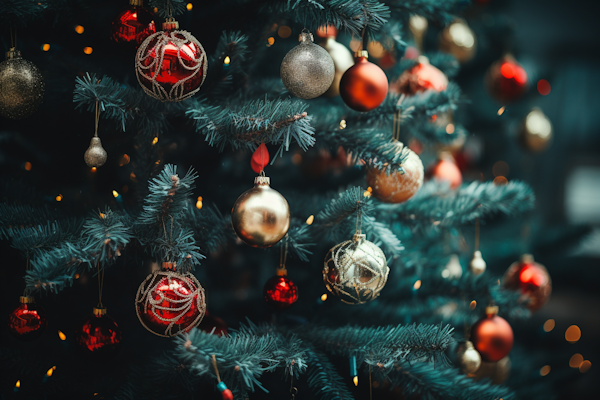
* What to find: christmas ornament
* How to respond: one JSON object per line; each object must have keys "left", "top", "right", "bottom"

{"left": 251, "top": 143, "right": 270, "bottom": 174}
{"left": 519, "top": 108, "right": 552, "bottom": 152}
{"left": 84, "top": 136, "right": 108, "bottom": 167}
{"left": 75, "top": 307, "right": 122, "bottom": 359}
{"left": 280, "top": 30, "right": 335, "bottom": 99}
{"left": 0, "top": 48, "right": 44, "bottom": 119}
{"left": 468, "top": 250, "right": 486, "bottom": 276}
{"left": 366, "top": 147, "right": 424, "bottom": 204}
{"left": 7, "top": 296, "right": 47, "bottom": 341}
{"left": 485, "top": 55, "right": 528, "bottom": 103}
{"left": 339, "top": 50, "right": 388, "bottom": 112}
{"left": 503, "top": 254, "right": 551, "bottom": 312}
{"left": 409, "top": 15, "right": 428, "bottom": 54}
{"left": 457, "top": 340, "right": 482, "bottom": 374}
{"left": 316, "top": 25, "right": 354, "bottom": 97}
{"left": 395, "top": 57, "right": 448, "bottom": 95}
{"left": 442, "top": 254, "right": 463, "bottom": 279}
{"left": 429, "top": 152, "right": 462, "bottom": 189}
{"left": 323, "top": 233, "right": 389, "bottom": 304}
{"left": 264, "top": 272, "right": 298, "bottom": 311}
{"left": 110, "top": 0, "right": 156, "bottom": 46}
{"left": 439, "top": 19, "right": 476, "bottom": 63}
{"left": 470, "top": 306, "right": 514, "bottom": 362}
{"left": 199, "top": 312, "right": 228, "bottom": 336}
{"left": 211, "top": 355, "right": 233, "bottom": 400}
{"left": 135, "top": 262, "right": 206, "bottom": 337}
{"left": 472, "top": 356, "right": 511, "bottom": 384}
{"left": 231, "top": 173, "right": 290, "bottom": 248}
{"left": 136, "top": 17, "right": 207, "bottom": 101}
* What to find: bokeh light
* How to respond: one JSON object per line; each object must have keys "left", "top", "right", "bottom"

{"left": 186, "top": 3, "right": 193, "bottom": 11}
{"left": 42, "top": 44, "right": 50, "bottom": 51}
{"left": 75, "top": 25, "right": 84, "bottom": 34}
{"left": 579, "top": 360, "right": 592, "bottom": 373}
{"left": 278, "top": 26, "right": 292, "bottom": 38}
{"left": 493, "top": 161, "right": 510, "bottom": 177}
{"left": 24, "top": 162, "right": 32, "bottom": 171}
{"left": 537, "top": 79, "right": 551, "bottom": 96}
{"left": 569, "top": 353, "right": 583, "bottom": 368}
{"left": 540, "top": 365, "right": 551, "bottom": 376}
{"left": 306, "top": 215, "right": 314, "bottom": 225}
{"left": 446, "top": 124, "right": 455, "bottom": 134}
{"left": 493, "top": 176, "right": 508, "bottom": 185}
{"left": 83, "top": 47, "right": 93, "bottom": 55}
{"left": 565, "top": 325, "right": 581, "bottom": 343}
{"left": 543, "top": 319, "right": 555, "bottom": 332}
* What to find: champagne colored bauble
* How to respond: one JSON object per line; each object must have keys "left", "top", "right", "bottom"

{"left": 280, "top": 31, "right": 335, "bottom": 99}
{"left": 110, "top": 0, "right": 156, "bottom": 46}
{"left": 442, "top": 254, "right": 463, "bottom": 279}
{"left": 135, "top": 265, "right": 206, "bottom": 337}
{"left": 136, "top": 20, "right": 207, "bottom": 102}
{"left": 316, "top": 26, "right": 354, "bottom": 97}
{"left": 339, "top": 50, "right": 388, "bottom": 112}
{"left": 7, "top": 297, "right": 47, "bottom": 341}
{"left": 468, "top": 250, "right": 486, "bottom": 276}
{"left": 519, "top": 108, "right": 552, "bottom": 152}
{"left": 429, "top": 153, "right": 462, "bottom": 189}
{"left": 84, "top": 136, "right": 108, "bottom": 167}
{"left": 395, "top": 59, "right": 448, "bottom": 95}
{"left": 470, "top": 306, "right": 514, "bottom": 362}
{"left": 485, "top": 55, "right": 528, "bottom": 103}
{"left": 323, "top": 233, "right": 389, "bottom": 305}
{"left": 457, "top": 340, "right": 482, "bottom": 374}
{"left": 472, "top": 356, "right": 511, "bottom": 384}
{"left": 439, "top": 19, "right": 476, "bottom": 63}
{"left": 231, "top": 175, "right": 290, "bottom": 248}
{"left": 0, "top": 49, "right": 44, "bottom": 119}
{"left": 366, "top": 148, "right": 424, "bottom": 203}
{"left": 503, "top": 254, "right": 551, "bottom": 312}
{"left": 263, "top": 273, "right": 299, "bottom": 310}
{"left": 75, "top": 307, "right": 122, "bottom": 360}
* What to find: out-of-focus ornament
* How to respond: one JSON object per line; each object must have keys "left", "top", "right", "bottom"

{"left": 110, "top": 0, "right": 156, "bottom": 46}
{"left": 323, "top": 233, "right": 389, "bottom": 304}
{"left": 457, "top": 340, "right": 482, "bottom": 374}
{"left": 470, "top": 306, "right": 514, "bottom": 362}
{"left": 472, "top": 356, "right": 511, "bottom": 384}
{"left": 211, "top": 355, "right": 234, "bottom": 400}
{"left": 409, "top": 15, "right": 428, "bottom": 53}
{"left": 442, "top": 254, "right": 463, "bottom": 279}
{"left": 231, "top": 173, "right": 290, "bottom": 248}
{"left": 7, "top": 296, "right": 47, "bottom": 341}
{"left": 75, "top": 307, "right": 122, "bottom": 359}
{"left": 84, "top": 136, "right": 108, "bottom": 167}
{"left": 251, "top": 143, "right": 269, "bottom": 174}
{"left": 485, "top": 54, "right": 528, "bottom": 103}
{"left": 135, "top": 262, "right": 206, "bottom": 337}
{"left": 366, "top": 147, "right": 424, "bottom": 203}
{"left": 0, "top": 48, "right": 44, "bottom": 119}
{"left": 340, "top": 50, "right": 388, "bottom": 112}
{"left": 439, "top": 19, "right": 476, "bottom": 63}
{"left": 199, "top": 312, "right": 228, "bottom": 336}
{"left": 429, "top": 152, "right": 462, "bottom": 189}
{"left": 503, "top": 254, "right": 551, "bottom": 312}
{"left": 519, "top": 108, "right": 552, "bottom": 152}
{"left": 280, "top": 30, "right": 334, "bottom": 99}
{"left": 316, "top": 25, "right": 354, "bottom": 97}
{"left": 468, "top": 250, "right": 486, "bottom": 276}
{"left": 264, "top": 270, "right": 298, "bottom": 311}
{"left": 136, "top": 18, "right": 207, "bottom": 101}
{"left": 395, "top": 57, "right": 448, "bottom": 95}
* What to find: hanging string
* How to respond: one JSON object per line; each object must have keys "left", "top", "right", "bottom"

{"left": 355, "top": 205, "right": 363, "bottom": 235}
{"left": 279, "top": 234, "right": 289, "bottom": 270}
{"left": 369, "top": 366, "right": 373, "bottom": 400}
{"left": 474, "top": 217, "right": 480, "bottom": 251}
{"left": 10, "top": 25, "right": 17, "bottom": 49}
{"left": 94, "top": 99, "right": 101, "bottom": 138}
{"left": 97, "top": 260, "right": 105, "bottom": 308}
{"left": 290, "top": 375, "right": 298, "bottom": 400}
{"left": 211, "top": 354, "right": 221, "bottom": 382}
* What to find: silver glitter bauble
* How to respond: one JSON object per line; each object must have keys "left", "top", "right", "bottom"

{"left": 323, "top": 234, "right": 389, "bottom": 304}
{"left": 469, "top": 250, "right": 486, "bottom": 276}
{"left": 0, "top": 48, "right": 44, "bottom": 119}
{"left": 280, "top": 31, "right": 335, "bottom": 99}
{"left": 457, "top": 340, "right": 482, "bottom": 374}
{"left": 84, "top": 136, "right": 108, "bottom": 167}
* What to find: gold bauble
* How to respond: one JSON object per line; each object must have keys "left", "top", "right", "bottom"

{"left": 468, "top": 250, "right": 486, "bottom": 276}
{"left": 231, "top": 175, "right": 290, "bottom": 248}
{"left": 439, "top": 19, "right": 476, "bottom": 63}
{"left": 519, "top": 108, "right": 552, "bottom": 152}
{"left": 323, "top": 233, "right": 389, "bottom": 305}
{"left": 457, "top": 340, "right": 482, "bottom": 374}
{"left": 84, "top": 136, "right": 108, "bottom": 167}
{"left": 319, "top": 36, "right": 354, "bottom": 97}
{"left": 472, "top": 356, "right": 511, "bottom": 384}
{"left": 366, "top": 148, "right": 424, "bottom": 203}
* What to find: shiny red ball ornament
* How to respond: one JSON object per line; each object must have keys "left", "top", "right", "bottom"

{"left": 470, "top": 306, "right": 514, "bottom": 362}
{"left": 428, "top": 153, "right": 462, "bottom": 189}
{"left": 110, "top": 0, "right": 156, "bottom": 46}
{"left": 7, "top": 296, "right": 47, "bottom": 341}
{"left": 395, "top": 59, "right": 448, "bottom": 95}
{"left": 199, "top": 312, "right": 228, "bottom": 337}
{"left": 251, "top": 143, "right": 270, "bottom": 174}
{"left": 503, "top": 254, "right": 551, "bottom": 312}
{"left": 339, "top": 50, "right": 388, "bottom": 112}
{"left": 485, "top": 55, "right": 528, "bottom": 103}
{"left": 263, "top": 273, "right": 298, "bottom": 311}
{"left": 75, "top": 307, "right": 122, "bottom": 359}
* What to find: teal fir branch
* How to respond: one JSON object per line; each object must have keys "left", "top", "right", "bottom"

{"left": 148, "top": 0, "right": 187, "bottom": 18}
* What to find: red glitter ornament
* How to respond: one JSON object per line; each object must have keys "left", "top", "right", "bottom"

{"left": 339, "top": 50, "right": 388, "bottom": 112}
{"left": 199, "top": 312, "right": 228, "bottom": 337}
{"left": 428, "top": 153, "right": 462, "bottom": 189}
{"left": 395, "top": 59, "right": 448, "bottom": 95}
{"left": 470, "top": 306, "right": 514, "bottom": 362}
{"left": 7, "top": 297, "right": 47, "bottom": 341}
{"left": 75, "top": 308, "right": 122, "bottom": 359}
{"left": 251, "top": 143, "right": 270, "bottom": 173}
{"left": 110, "top": 0, "right": 156, "bottom": 46}
{"left": 135, "top": 264, "right": 206, "bottom": 337}
{"left": 503, "top": 254, "right": 551, "bottom": 312}
{"left": 485, "top": 55, "right": 528, "bottom": 103}
{"left": 263, "top": 273, "right": 298, "bottom": 310}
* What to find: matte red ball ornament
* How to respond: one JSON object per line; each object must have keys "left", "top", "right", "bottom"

{"left": 503, "top": 254, "right": 551, "bottom": 312}
{"left": 135, "top": 263, "right": 206, "bottom": 337}
{"left": 263, "top": 272, "right": 298, "bottom": 310}
{"left": 251, "top": 143, "right": 270, "bottom": 174}
{"left": 339, "top": 50, "right": 388, "bottom": 112}
{"left": 110, "top": 0, "right": 156, "bottom": 46}
{"left": 75, "top": 307, "right": 122, "bottom": 359}
{"left": 395, "top": 59, "right": 448, "bottom": 95}
{"left": 429, "top": 153, "right": 462, "bottom": 189}
{"left": 485, "top": 55, "right": 528, "bottom": 103}
{"left": 470, "top": 306, "right": 514, "bottom": 362}
{"left": 7, "top": 296, "right": 47, "bottom": 341}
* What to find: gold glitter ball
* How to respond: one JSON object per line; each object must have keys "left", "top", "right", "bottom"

{"left": 0, "top": 49, "right": 45, "bottom": 119}
{"left": 84, "top": 137, "right": 108, "bottom": 167}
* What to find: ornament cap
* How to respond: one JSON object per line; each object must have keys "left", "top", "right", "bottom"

{"left": 276, "top": 268, "right": 288, "bottom": 276}
{"left": 19, "top": 296, "right": 35, "bottom": 304}
{"left": 162, "top": 18, "right": 179, "bottom": 31}
{"left": 162, "top": 261, "right": 177, "bottom": 271}
{"left": 355, "top": 50, "right": 369, "bottom": 59}
{"left": 254, "top": 175, "right": 271, "bottom": 186}
{"left": 485, "top": 305, "right": 499, "bottom": 316}
{"left": 93, "top": 306, "right": 107, "bottom": 316}
{"left": 465, "top": 340, "right": 475, "bottom": 349}
{"left": 299, "top": 31, "right": 314, "bottom": 43}
{"left": 6, "top": 48, "right": 20, "bottom": 60}
{"left": 129, "top": 0, "right": 143, "bottom": 5}
{"left": 417, "top": 55, "right": 430, "bottom": 65}
{"left": 352, "top": 233, "right": 366, "bottom": 242}
{"left": 520, "top": 253, "right": 534, "bottom": 263}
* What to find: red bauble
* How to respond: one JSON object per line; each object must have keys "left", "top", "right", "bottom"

{"left": 470, "top": 307, "right": 514, "bottom": 362}
{"left": 485, "top": 55, "right": 528, "bottom": 103}
{"left": 199, "top": 312, "right": 228, "bottom": 337}
{"left": 395, "top": 61, "right": 448, "bottom": 95}
{"left": 339, "top": 51, "right": 388, "bottom": 112}
{"left": 110, "top": 2, "right": 156, "bottom": 46}
{"left": 7, "top": 297, "right": 47, "bottom": 341}
{"left": 135, "top": 267, "right": 206, "bottom": 337}
{"left": 503, "top": 254, "right": 551, "bottom": 312}
{"left": 263, "top": 274, "right": 298, "bottom": 310}
{"left": 428, "top": 153, "right": 462, "bottom": 189}
{"left": 75, "top": 308, "right": 122, "bottom": 359}
{"left": 136, "top": 24, "right": 207, "bottom": 102}
{"left": 251, "top": 143, "right": 270, "bottom": 173}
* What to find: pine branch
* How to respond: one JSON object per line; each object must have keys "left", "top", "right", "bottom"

{"left": 7, "top": 219, "right": 83, "bottom": 255}
{"left": 305, "top": 346, "right": 355, "bottom": 400}
{"left": 0, "top": 0, "right": 44, "bottom": 26}
{"left": 142, "top": 224, "right": 205, "bottom": 273}
{"left": 315, "top": 187, "right": 372, "bottom": 228}
{"left": 286, "top": 223, "right": 314, "bottom": 262}
{"left": 205, "top": 31, "right": 250, "bottom": 99}
{"left": 387, "top": 0, "right": 469, "bottom": 23}
{"left": 81, "top": 208, "right": 133, "bottom": 267}
{"left": 0, "top": 204, "right": 66, "bottom": 239}
{"left": 184, "top": 203, "right": 232, "bottom": 253}
{"left": 148, "top": 0, "right": 187, "bottom": 17}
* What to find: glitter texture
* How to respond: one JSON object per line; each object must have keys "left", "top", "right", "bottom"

{"left": 366, "top": 148, "right": 424, "bottom": 203}
{"left": 0, "top": 49, "right": 45, "bottom": 119}
{"left": 84, "top": 137, "right": 108, "bottom": 167}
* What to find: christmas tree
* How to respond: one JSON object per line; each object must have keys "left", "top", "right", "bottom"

{"left": 1, "top": 0, "right": 597, "bottom": 399}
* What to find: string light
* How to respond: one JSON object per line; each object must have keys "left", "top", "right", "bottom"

{"left": 58, "top": 330, "right": 66, "bottom": 340}
{"left": 75, "top": 25, "right": 84, "bottom": 34}
{"left": 74, "top": 273, "right": 80, "bottom": 279}
{"left": 56, "top": 194, "right": 63, "bottom": 202}
{"left": 152, "top": 136, "right": 159, "bottom": 145}
{"left": 470, "top": 300, "right": 477, "bottom": 310}
{"left": 339, "top": 119, "right": 347, "bottom": 129}
{"left": 540, "top": 365, "right": 551, "bottom": 376}
{"left": 223, "top": 56, "right": 230, "bottom": 65}
{"left": 446, "top": 124, "right": 455, "bottom": 134}
{"left": 112, "top": 190, "right": 120, "bottom": 198}
{"left": 42, "top": 44, "right": 50, "bottom": 51}
{"left": 83, "top": 47, "right": 93, "bottom": 55}
{"left": 15, "top": 380, "right": 20, "bottom": 389}
{"left": 196, "top": 196, "right": 203, "bottom": 210}
{"left": 413, "top": 280, "right": 422, "bottom": 290}
{"left": 306, "top": 215, "right": 314, "bottom": 225}
{"left": 46, "top": 366, "right": 56, "bottom": 377}
{"left": 353, "top": 376, "right": 359, "bottom": 386}
{"left": 320, "top": 293, "right": 328, "bottom": 301}
{"left": 565, "top": 325, "right": 581, "bottom": 343}
{"left": 278, "top": 26, "right": 292, "bottom": 38}
{"left": 267, "top": 37, "right": 275, "bottom": 46}
{"left": 186, "top": 3, "right": 193, "bottom": 10}
{"left": 497, "top": 106, "right": 506, "bottom": 116}
{"left": 24, "top": 162, "right": 32, "bottom": 171}
{"left": 543, "top": 319, "right": 555, "bottom": 332}
{"left": 91, "top": 167, "right": 97, "bottom": 173}
{"left": 119, "top": 154, "right": 130, "bottom": 166}
{"left": 579, "top": 360, "right": 592, "bottom": 373}
{"left": 569, "top": 353, "right": 583, "bottom": 368}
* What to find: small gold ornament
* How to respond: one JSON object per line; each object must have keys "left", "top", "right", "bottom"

{"left": 323, "top": 233, "right": 389, "bottom": 305}
{"left": 519, "top": 108, "right": 552, "bottom": 152}
{"left": 472, "top": 356, "right": 511, "bottom": 384}
{"left": 0, "top": 48, "right": 45, "bottom": 119}
{"left": 317, "top": 28, "right": 354, "bottom": 97}
{"left": 457, "top": 340, "right": 482, "bottom": 374}
{"left": 439, "top": 19, "right": 476, "bottom": 63}
{"left": 231, "top": 174, "right": 290, "bottom": 248}
{"left": 366, "top": 148, "right": 424, "bottom": 204}
{"left": 468, "top": 250, "right": 486, "bottom": 276}
{"left": 442, "top": 254, "right": 463, "bottom": 279}
{"left": 84, "top": 136, "right": 108, "bottom": 167}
